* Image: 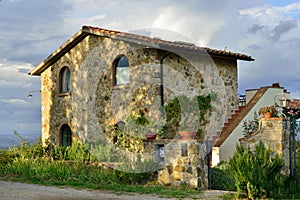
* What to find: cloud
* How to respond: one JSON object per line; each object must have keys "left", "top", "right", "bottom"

{"left": 0, "top": 0, "right": 300, "bottom": 137}
{"left": 234, "top": 2, "right": 300, "bottom": 95}
{"left": 0, "top": 60, "right": 41, "bottom": 135}
{"left": 271, "top": 19, "right": 298, "bottom": 40}
{"left": 0, "top": 61, "right": 38, "bottom": 88}
{"left": 248, "top": 24, "right": 265, "bottom": 34}
{"left": 1, "top": 98, "right": 28, "bottom": 106}
{"left": 0, "top": 0, "right": 72, "bottom": 64}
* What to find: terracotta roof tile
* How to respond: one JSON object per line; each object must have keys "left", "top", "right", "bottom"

{"left": 288, "top": 99, "right": 300, "bottom": 109}
{"left": 82, "top": 26, "right": 254, "bottom": 61}
{"left": 29, "top": 25, "right": 254, "bottom": 76}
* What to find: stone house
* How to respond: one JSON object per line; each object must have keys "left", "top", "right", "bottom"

{"left": 29, "top": 25, "right": 253, "bottom": 146}
{"left": 29, "top": 25, "right": 254, "bottom": 188}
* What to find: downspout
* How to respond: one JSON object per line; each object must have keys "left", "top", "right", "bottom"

{"left": 160, "top": 53, "right": 169, "bottom": 107}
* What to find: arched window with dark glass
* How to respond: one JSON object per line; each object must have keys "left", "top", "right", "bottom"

{"left": 113, "top": 55, "right": 129, "bottom": 85}
{"left": 59, "top": 67, "right": 71, "bottom": 93}
{"left": 60, "top": 124, "right": 72, "bottom": 146}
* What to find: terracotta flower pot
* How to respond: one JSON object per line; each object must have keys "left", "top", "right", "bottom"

{"left": 263, "top": 112, "right": 272, "bottom": 118}
{"left": 179, "top": 131, "right": 198, "bottom": 140}
{"left": 145, "top": 133, "right": 157, "bottom": 141}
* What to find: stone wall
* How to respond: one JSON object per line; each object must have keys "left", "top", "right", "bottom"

{"left": 239, "top": 118, "right": 290, "bottom": 175}
{"left": 144, "top": 139, "right": 208, "bottom": 189}
{"left": 40, "top": 34, "right": 239, "bottom": 145}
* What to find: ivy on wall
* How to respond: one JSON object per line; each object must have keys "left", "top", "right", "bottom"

{"left": 160, "top": 94, "right": 212, "bottom": 139}
{"left": 106, "top": 94, "right": 212, "bottom": 151}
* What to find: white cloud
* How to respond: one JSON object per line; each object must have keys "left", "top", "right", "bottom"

{"left": 1, "top": 98, "right": 28, "bottom": 105}
{"left": 0, "top": 0, "right": 300, "bottom": 138}
{"left": 0, "top": 61, "right": 38, "bottom": 88}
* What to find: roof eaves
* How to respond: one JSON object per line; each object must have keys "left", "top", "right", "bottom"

{"left": 30, "top": 25, "right": 254, "bottom": 76}
{"left": 29, "top": 29, "right": 89, "bottom": 76}
{"left": 83, "top": 25, "right": 160, "bottom": 49}
{"left": 82, "top": 26, "right": 254, "bottom": 62}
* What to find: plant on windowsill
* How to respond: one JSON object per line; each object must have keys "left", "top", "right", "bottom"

{"left": 258, "top": 105, "right": 277, "bottom": 118}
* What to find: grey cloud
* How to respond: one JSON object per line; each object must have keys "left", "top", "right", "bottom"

{"left": 246, "top": 44, "right": 262, "bottom": 50}
{"left": 2, "top": 34, "right": 69, "bottom": 64}
{"left": 0, "top": 0, "right": 72, "bottom": 63}
{"left": 248, "top": 24, "right": 265, "bottom": 34}
{"left": 271, "top": 19, "right": 298, "bottom": 41}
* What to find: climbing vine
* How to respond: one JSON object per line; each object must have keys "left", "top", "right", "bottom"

{"left": 160, "top": 94, "right": 212, "bottom": 139}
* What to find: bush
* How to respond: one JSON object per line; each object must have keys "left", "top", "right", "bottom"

{"left": 46, "top": 139, "right": 92, "bottom": 162}
{"left": 211, "top": 167, "right": 236, "bottom": 191}
{"left": 0, "top": 136, "right": 157, "bottom": 187}
{"left": 0, "top": 150, "right": 15, "bottom": 166}
{"left": 89, "top": 143, "right": 121, "bottom": 162}
{"left": 228, "top": 141, "right": 285, "bottom": 199}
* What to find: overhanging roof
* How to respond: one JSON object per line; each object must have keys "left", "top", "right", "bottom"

{"left": 29, "top": 25, "right": 255, "bottom": 76}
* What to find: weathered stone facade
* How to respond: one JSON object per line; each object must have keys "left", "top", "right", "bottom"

{"left": 144, "top": 139, "right": 208, "bottom": 189}
{"left": 39, "top": 34, "right": 239, "bottom": 145}
{"left": 239, "top": 118, "right": 290, "bottom": 175}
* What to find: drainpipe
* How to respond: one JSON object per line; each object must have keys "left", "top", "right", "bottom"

{"left": 160, "top": 53, "right": 169, "bottom": 107}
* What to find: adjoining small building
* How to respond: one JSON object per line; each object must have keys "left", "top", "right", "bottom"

{"left": 211, "top": 82, "right": 297, "bottom": 176}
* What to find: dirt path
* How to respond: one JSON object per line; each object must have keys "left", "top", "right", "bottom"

{"left": 0, "top": 180, "right": 229, "bottom": 200}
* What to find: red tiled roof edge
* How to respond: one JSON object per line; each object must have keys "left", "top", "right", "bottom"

{"left": 214, "top": 87, "right": 269, "bottom": 147}
{"left": 288, "top": 99, "right": 300, "bottom": 109}
{"left": 29, "top": 25, "right": 254, "bottom": 76}
{"left": 82, "top": 25, "right": 254, "bottom": 61}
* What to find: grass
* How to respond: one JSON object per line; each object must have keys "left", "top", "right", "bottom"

{"left": 0, "top": 140, "right": 202, "bottom": 199}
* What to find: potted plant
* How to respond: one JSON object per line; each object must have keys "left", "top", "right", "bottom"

{"left": 127, "top": 112, "right": 166, "bottom": 141}
{"left": 163, "top": 94, "right": 211, "bottom": 140}
{"left": 258, "top": 105, "right": 277, "bottom": 118}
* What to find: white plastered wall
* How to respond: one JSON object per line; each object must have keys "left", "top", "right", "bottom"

{"left": 216, "top": 87, "right": 289, "bottom": 163}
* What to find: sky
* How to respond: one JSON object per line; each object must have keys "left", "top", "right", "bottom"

{"left": 0, "top": 0, "right": 300, "bottom": 137}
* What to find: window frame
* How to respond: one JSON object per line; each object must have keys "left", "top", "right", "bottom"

{"left": 59, "top": 124, "right": 72, "bottom": 146}
{"left": 59, "top": 66, "right": 72, "bottom": 95}
{"left": 112, "top": 54, "right": 130, "bottom": 86}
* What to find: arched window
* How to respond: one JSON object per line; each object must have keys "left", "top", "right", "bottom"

{"left": 60, "top": 124, "right": 72, "bottom": 146}
{"left": 59, "top": 67, "right": 71, "bottom": 93}
{"left": 113, "top": 55, "right": 129, "bottom": 85}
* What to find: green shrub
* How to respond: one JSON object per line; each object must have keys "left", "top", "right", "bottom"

{"left": 90, "top": 143, "right": 121, "bottom": 162}
{"left": 211, "top": 167, "right": 236, "bottom": 191}
{"left": 0, "top": 150, "right": 16, "bottom": 165}
{"left": 46, "top": 139, "right": 92, "bottom": 162}
{"left": 9, "top": 131, "right": 45, "bottom": 159}
{"left": 0, "top": 136, "right": 157, "bottom": 187}
{"left": 228, "top": 141, "right": 284, "bottom": 199}
{"left": 113, "top": 129, "right": 144, "bottom": 153}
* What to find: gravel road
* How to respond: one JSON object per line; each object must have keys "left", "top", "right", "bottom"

{"left": 0, "top": 180, "right": 228, "bottom": 200}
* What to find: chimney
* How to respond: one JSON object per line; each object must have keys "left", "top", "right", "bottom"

{"left": 272, "top": 82, "right": 280, "bottom": 88}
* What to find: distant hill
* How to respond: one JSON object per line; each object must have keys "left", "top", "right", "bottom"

{"left": 0, "top": 134, "right": 40, "bottom": 149}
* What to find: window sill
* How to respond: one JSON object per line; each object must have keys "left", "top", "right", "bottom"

{"left": 58, "top": 92, "right": 71, "bottom": 97}
{"left": 112, "top": 84, "right": 130, "bottom": 90}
